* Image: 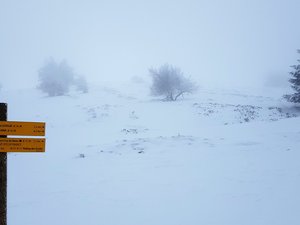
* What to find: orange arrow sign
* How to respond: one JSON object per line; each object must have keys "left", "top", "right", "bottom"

{"left": 0, "top": 121, "right": 45, "bottom": 136}
{"left": 0, "top": 138, "right": 45, "bottom": 152}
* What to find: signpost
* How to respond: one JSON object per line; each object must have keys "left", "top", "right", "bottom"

{"left": 0, "top": 121, "right": 45, "bottom": 136}
{"left": 0, "top": 138, "right": 45, "bottom": 152}
{"left": 0, "top": 103, "right": 7, "bottom": 225}
{"left": 0, "top": 103, "right": 46, "bottom": 225}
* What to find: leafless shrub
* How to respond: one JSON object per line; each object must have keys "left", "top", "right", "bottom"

{"left": 149, "top": 64, "right": 197, "bottom": 101}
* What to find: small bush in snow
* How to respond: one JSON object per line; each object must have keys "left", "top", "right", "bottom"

{"left": 74, "top": 76, "right": 88, "bottom": 93}
{"left": 79, "top": 153, "right": 85, "bottom": 158}
{"left": 284, "top": 50, "right": 300, "bottom": 103}
{"left": 149, "top": 64, "right": 197, "bottom": 101}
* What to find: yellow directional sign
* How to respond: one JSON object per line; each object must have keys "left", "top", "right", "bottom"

{"left": 0, "top": 121, "right": 45, "bottom": 136}
{"left": 0, "top": 138, "right": 45, "bottom": 152}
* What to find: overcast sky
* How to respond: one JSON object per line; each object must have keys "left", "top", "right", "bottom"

{"left": 1, "top": 0, "right": 300, "bottom": 90}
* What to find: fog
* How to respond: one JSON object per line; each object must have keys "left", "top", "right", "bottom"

{"left": 1, "top": 0, "right": 300, "bottom": 90}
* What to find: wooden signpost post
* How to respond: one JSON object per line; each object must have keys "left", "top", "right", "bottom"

{"left": 0, "top": 103, "right": 46, "bottom": 225}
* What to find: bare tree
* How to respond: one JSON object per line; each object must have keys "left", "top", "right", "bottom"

{"left": 37, "top": 59, "right": 75, "bottom": 96}
{"left": 149, "top": 64, "right": 197, "bottom": 101}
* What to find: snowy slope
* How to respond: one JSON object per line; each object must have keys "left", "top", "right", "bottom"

{"left": 1, "top": 84, "right": 300, "bottom": 225}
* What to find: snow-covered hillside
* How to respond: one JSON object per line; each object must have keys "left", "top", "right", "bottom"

{"left": 1, "top": 85, "right": 300, "bottom": 225}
